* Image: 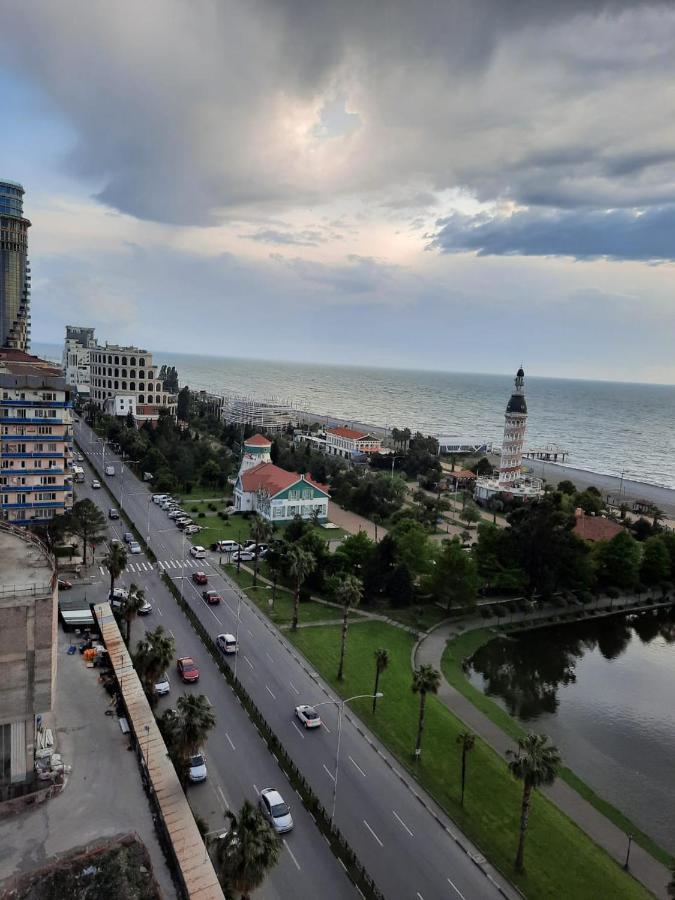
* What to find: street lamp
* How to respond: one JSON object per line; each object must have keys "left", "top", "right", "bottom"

{"left": 314, "top": 693, "right": 383, "bottom": 825}
{"left": 120, "top": 459, "right": 139, "bottom": 512}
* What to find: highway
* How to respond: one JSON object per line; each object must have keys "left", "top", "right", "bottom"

{"left": 74, "top": 416, "right": 517, "bottom": 900}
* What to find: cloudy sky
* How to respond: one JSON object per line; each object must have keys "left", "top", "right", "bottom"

{"left": 1, "top": 0, "right": 675, "bottom": 382}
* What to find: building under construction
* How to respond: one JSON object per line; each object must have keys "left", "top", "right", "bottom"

{"left": 222, "top": 395, "right": 296, "bottom": 433}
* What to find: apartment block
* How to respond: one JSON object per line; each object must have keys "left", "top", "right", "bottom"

{"left": 89, "top": 343, "right": 176, "bottom": 423}
{"left": 62, "top": 324, "right": 97, "bottom": 399}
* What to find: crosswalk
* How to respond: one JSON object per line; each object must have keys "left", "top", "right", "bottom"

{"left": 98, "top": 557, "right": 209, "bottom": 576}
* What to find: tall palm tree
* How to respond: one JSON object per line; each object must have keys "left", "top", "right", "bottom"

{"left": 506, "top": 732, "right": 561, "bottom": 873}
{"left": 456, "top": 730, "right": 476, "bottom": 806}
{"left": 286, "top": 545, "right": 315, "bottom": 631}
{"left": 123, "top": 583, "right": 146, "bottom": 645}
{"left": 213, "top": 799, "right": 281, "bottom": 898}
{"left": 103, "top": 542, "right": 128, "bottom": 595}
{"left": 133, "top": 625, "right": 175, "bottom": 702}
{"left": 411, "top": 665, "right": 441, "bottom": 759}
{"left": 334, "top": 576, "right": 362, "bottom": 681}
{"left": 372, "top": 648, "right": 389, "bottom": 713}
{"left": 250, "top": 517, "right": 272, "bottom": 587}
{"left": 173, "top": 693, "right": 216, "bottom": 782}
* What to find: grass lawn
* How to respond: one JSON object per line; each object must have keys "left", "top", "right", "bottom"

{"left": 384, "top": 603, "right": 449, "bottom": 632}
{"left": 174, "top": 485, "right": 231, "bottom": 503}
{"left": 442, "top": 630, "right": 674, "bottom": 869}
{"left": 288, "top": 621, "right": 652, "bottom": 900}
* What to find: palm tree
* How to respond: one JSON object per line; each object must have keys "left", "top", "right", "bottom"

{"left": 103, "top": 542, "right": 128, "bottom": 595}
{"left": 506, "top": 732, "right": 561, "bottom": 873}
{"left": 266, "top": 548, "right": 282, "bottom": 608}
{"left": 372, "top": 648, "right": 389, "bottom": 713}
{"left": 133, "top": 625, "right": 175, "bottom": 701}
{"left": 250, "top": 517, "right": 272, "bottom": 587}
{"left": 212, "top": 799, "right": 281, "bottom": 898}
{"left": 334, "top": 576, "right": 363, "bottom": 681}
{"left": 411, "top": 664, "right": 441, "bottom": 759}
{"left": 286, "top": 545, "right": 315, "bottom": 631}
{"left": 173, "top": 693, "right": 216, "bottom": 782}
{"left": 122, "top": 583, "right": 146, "bottom": 645}
{"left": 456, "top": 730, "right": 476, "bottom": 806}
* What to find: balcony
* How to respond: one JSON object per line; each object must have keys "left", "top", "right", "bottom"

{"left": 0, "top": 400, "right": 69, "bottom": 408}
{"left": 1, "top": 501, "right": 65, "bottom": 510}
{"left": 0, "top": 417, "right": 65, "bottom": 425}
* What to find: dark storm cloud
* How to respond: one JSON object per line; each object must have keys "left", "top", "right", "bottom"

{"left": 431, "top": 205, "right": 675, "bottom": 261}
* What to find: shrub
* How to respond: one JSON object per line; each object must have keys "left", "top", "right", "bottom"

{"left": 605, "top": 586, "right": 620, "bottom": 599}
{"left": 226, "top": 500, "right": 234, "bottom": 507}
{"left": 198, "top": 512, "right": 206, "bottom": 519}
{"left": 208, "top": 502, "right": 217, "bottom": 511}
{"left": 578, "top": 590, "right": 593, "bottom": 605}
{"left": 218, "top": 510, "right": 227, "bottom": 519}
{"left": 191, "top": 505, "right": 199, "bottom": 512}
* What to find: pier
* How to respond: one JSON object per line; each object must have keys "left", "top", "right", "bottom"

{"left": 523, "top": 443, "right": 569, "bottom": 462}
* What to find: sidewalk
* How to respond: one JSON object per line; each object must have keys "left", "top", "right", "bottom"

{"left": 415, "top": 621, "right": 671, "bottom": 900}
{"left": 327, "top": 501, "right": 387, "bottom": 541}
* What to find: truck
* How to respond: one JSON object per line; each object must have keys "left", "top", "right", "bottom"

{"left": 72, "top": 465, "right": 85, "bottom": 483}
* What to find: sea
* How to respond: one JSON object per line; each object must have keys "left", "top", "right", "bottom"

{"left": 34, "top": 343, "right": 675, "bottom": 491}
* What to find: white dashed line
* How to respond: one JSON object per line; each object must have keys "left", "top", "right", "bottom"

{"left": 99, "top": 566, "right": 105, "bottom": 576}
{"left": 321, "top": 721, "right": 332, "bottom": 734}
{"left": 244, "top": 655, "right": 254, "bottom": 669}
{"left": 393, "top": 810, "right": 414, "bottom": 837}
{"left": 349, "top": 755, "right": 366, "bottom": 777}
{"left": 292, "top": 721, "right": 306, "bottom": 739}
{"left": 289, "top": 681, "right": 300, "bottom": 695}
{"left": 225, "top": 733, "right": 236, "bottom": 751}
{"left": 253, "top": 783, "right": 259, "bottom": 795}
{"left": 266, "top": 651, "right": 274, "bottom": 663}
{"left": 322, "top": 763, "right": 335, "bottom": 781}
{"left": 363, "top": 819, "right": 383, "bottom": 847}
{"left": 266, "top": 685, "right": 276, "bottom": 700}
{"left": 447, "top": 878, "right": 467, "bottom": 900}
{"left": 283, "top": 839, "right": 301, "bottom": 871}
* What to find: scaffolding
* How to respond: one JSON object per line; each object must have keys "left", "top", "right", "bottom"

{"left": 222, "top": 394, "right": 297, "bottom": 433}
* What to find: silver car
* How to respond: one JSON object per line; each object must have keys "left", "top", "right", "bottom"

{"left": 259, "top": 788, "right": 293, "bottom": 833}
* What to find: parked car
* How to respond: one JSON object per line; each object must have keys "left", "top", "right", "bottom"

{"left": 137, "top": 598, "right": 152, "bottom": 615}
{"left": 192, "top": 571, "right": 208, "bottom": 586}
{"left": 202, "top": 590, "right": 222, "bottom": 605}
{"left": 176, "top": 519, "right": 193, "bottom": 530}
{"left": 129, "top": 541, "right": 142, "bottom": 554}
{"left": 295, "top": 705, "right": 322, "bottom": 729}
{"left": 188, "top": 752, "right": 207, "bottom": 783}
{"left": 243, "top": 542, "right": 269, "bottom": 555}
{"left": 152, "top": 494, "right": 168, "bottom": 504}
{"left": 76, "top": 453, "right": 84, "bottom": 462}
{"left": 232, "top": 549, "right": 255, "bottom": 562}
{"left": 123, "top": 532, "right": 134, "bottom": 543}
{"left": 57, "top": 578, "right": 73, "bottom": 591}
{"left": 216, "top": 633, "right": 238, "bottom": 654}
{"left": 190, "top": 545, "right": 206, "bottom": 559}
{"left": 184, "top": 524, "right": 201, "bottom": 535}
{"left": 105, "top": 465, "right": 115, "bottom": 476}
{"left": 154, "top": 672, "right": 170, "bottom": 696}
{"left": 177, "top": 656, "right": 200, "bottom": 683}
{"left": 143, "top": 472, "right": 153, "bottom": 482}
{"left": 91, "top": 479, "right": 101, "bottom": 489}
{"left": 108, "top": 508, "right": 119, "bottom": 520}
{"left": 259, "top": 788, "right": 293, "bottom": 833}
{"left": 215, "top": 540, "right": 242, "bottom": 553}
{"left": 168, "top": 509, "right": 184, "bottom": 519}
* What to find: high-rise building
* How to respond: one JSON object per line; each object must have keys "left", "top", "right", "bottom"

{"left": 0, "top": 181, "right": 31, "bottom": 352}
{"left": 89, "top": 343, "right": 177, "bottom": 424}
{"left": 62, "top": 325, "right": 97, "bottom": 399}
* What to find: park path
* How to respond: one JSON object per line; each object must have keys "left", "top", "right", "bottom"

{"left": 328, "top": 501, "right": 387, "bottom": 541}
{"left": 415, "top": 620, "right": 671, "bottom": 900}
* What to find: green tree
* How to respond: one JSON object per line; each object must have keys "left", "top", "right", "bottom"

{"left": 507, "top": 733, "right": 561, "bottom": 873}
{"left": 199, "top": 459, "right": 221, "bottom": 487}
{"left": 103, "top": 542, "right": 128, "bottom": 595}
{"left": 286, "top": 545, "right": 316, "bottom": 630}
{"left": 71, "top": 498, "right": 107, "bottom": 567}
{"left": 428, "top": 538, "right": 479, "bottom": 613}
{"left": 594, "top": 531, "right": 641, "bottom": 590}
{"left": 265, "top": 545, "right": 283, "bottom": 607}
{"left": 575, "top": 489, "right": 604, "bottom": 515}
{"left": 372, "top": 648, "right": 389, "bottom": 713}
{"left": 250, "top": 517, "right": 273, "bottom": 587}
{"left": 460, "top": 502, "right": 482, "bottom": 531}
{"left": 640, "top": 535, "right": 671, "bottom": 586}
{"left": 333, "top": 576, "right": 363, "bottom": 681}
{"left": 411, "top": 664, "right": 441, "bottom": 759}
{"left": 133, "top": 626, "right": 175, "bottom": 701}
{"left": 389, "top": 519, "right": 434, "bottom": 578}
{"left": 213, "top": 799, "right": 281, "bottom": 898}
{"left": 456, "top": 730, "right": 476, "bottom": 807}
{"left": 177, "top": 385, "right": 191, "bottom": 421}
{"left": 557, "top": 479, "right": 576, "bottom": 495}
{"left": 168, "top": 693, "right": 216, "bottom": 784}
{"left": 334, "top": 531, "right": 375, "bottom": 575}
{"left": 122, "top": 583, "right": 146, "bottom": 645}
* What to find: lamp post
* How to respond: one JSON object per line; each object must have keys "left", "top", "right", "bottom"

{"left": 120, "top": 459, "right": 139, "bottom": 512}
{"left": 314, "top": 693, "right": 383, "bottom": 825}
{"left": 233, "top": 590, "right": 242, "bottom": 681}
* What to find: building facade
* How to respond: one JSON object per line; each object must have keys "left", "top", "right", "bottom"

{"left": 325, "top": 426, "right": 381, "bottom": 459}
{"left": 103, "top": 392, "right": 137, "bottom": 419}
{"left": 223, "top": 395, "right": 294, "bottom": 433}
{"left": 89, "top": 343, "right": 176, "bottom": 423}
{"left": 0, "top": 180, "right": 31, "bottom": 352}
{"left": 0, "top": 522, "right": 58, "bottom": 786}
{"left": 0, "top": 350, "right": 73, "bottom": 525}
{"left": 62, "top": 325, "right": 97, "bottom": 398}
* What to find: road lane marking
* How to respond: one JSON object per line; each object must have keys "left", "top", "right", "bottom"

{"left": 169, "top": 630, "right": 175, "bottom": 638}
{"left": 322, "top": 763, "right": 335, "bottom": 781}
{"left": 363, "top": 819, "right": 383, "bottom": 847}
{"left": 266, "top": 651, "right": 274, "bottom": 663}
{"left": 283, "top": 839, "right": 301, "bottom": 871}
{"left": 349, "top": 756, "right": 366, "bottom": 777}
{"left": 393, "top": 810, "right": 414, "bottom": 837}
{"left": 266, "top": 685, "right": 276, "bottom": 700}
{"left": 225, "top": 733, "right": 236, "bottom": 751}
{"left": 292, "top": 722, "right": 306, "bottom": 740}
{"left": 289, "top": 681, "right": 300, "bottom": 695}
{"left": 99, "top": 566, "right": 105, "bottom": 576}
{"left": 244, "top": 655, "right": 254, "bottom": 669}
{"left": 156, "top": 606, "right": 163, "bottom": 616}
{"left": 206, "top": 605, "right": 223, "bottom": 626}
{"left": 253, "top": 783, "right": 259, "bottom": 795}
{"left": 321, "top": 721, "right": 331, "bottom": 734}
{"left": 447, "top": 878, "right": 467, "bottom": 900}
{"left": 416, "top": 894, "right": 425, "bottom": 900}
{"left": 158, "top": 561, "right": 165, "bottom": 569}
{"left": 247, "top": 628, "right": 253, "bottom": 637}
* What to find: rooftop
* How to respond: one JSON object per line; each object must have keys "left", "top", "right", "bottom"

{"left": 244, "top": 433, "right": 272, "bottom": 446}
{"left": 0, "top": 524, "right": 55, "bottom": 600}
{"left": 327, "top": 426, "right": 376, "bottom": 441}
{"left": 573, "top": 510, "right": 624, "bottom": 543}
{"left": 240, "top": 462, "right": 329, "bottom": 497}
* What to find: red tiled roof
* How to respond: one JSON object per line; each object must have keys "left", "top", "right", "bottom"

{"left": 0, "top": 349, "right": 62, "bottom": 377}
{"left": 327, "top": 426, "right": 377, "bottom": 441}
{"left": 240, "top": 462, "right": 329, "bottom": 498}
{"left": 446, "top": 469, "right": 477, "bottom": 480}
{"left": 244, "top": 434, "right": 272, "bottom": 446}
{"left": 573, "top": 514, "right": 624, "bottom": 543}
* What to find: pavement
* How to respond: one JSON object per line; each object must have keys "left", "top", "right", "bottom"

{"left": 328, "top": 501, "right": 387, "bottom": 542}
{"left": 0, "top": 627, "right": 177, "bottom": 899}
{"left": 74, "top": 417, "right": 518, "bottom": 900}
{"left": 415, "top": 620, "right": 671, "bottom": 900}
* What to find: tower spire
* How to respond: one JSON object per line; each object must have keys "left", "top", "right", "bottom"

{"left": 498, "top": 366, "right": 528, "bottom": 487}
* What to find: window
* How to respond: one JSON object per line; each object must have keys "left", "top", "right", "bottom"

{"left": 40, "top": 476, "right": 57, "bottom": 485}
{"left": 37, "top": 426, "right": 52, "bottom": 435}
{"left": 47, "top": 443, "right": 58, "bottom": 451}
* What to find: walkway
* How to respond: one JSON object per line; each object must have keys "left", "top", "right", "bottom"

{"left": 415, "top": 620, "right": 671, "bottom": 900}
{"left": 328, "top": 501, "right": 387, "bottom": 541}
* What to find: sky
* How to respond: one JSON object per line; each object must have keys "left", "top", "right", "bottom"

{"left": 1, "top": 0, "right": 675, "bottom": 383}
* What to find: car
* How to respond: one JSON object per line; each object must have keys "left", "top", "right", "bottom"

{"left": 295, "top": 704, "right": 322, "bottom": 729}
{"left": 176, "top": 519, "right": 193, "bottom": 530}
{"left": 184, "top": 524, "right": 201, "bottom": 535}
{"left": 152, "top": 494, "right": 168, "bottom": 504}
{"left": 243, "top": 542, "right": 268, "bottom": 555}
{"left": 259, "top": 788, "right": 293, "bottom": 833}
{"left": 202, "top": 589, "right": 222, "bottom": 605}
{"left": 177, "top": 656, "right": 200, "bottom": 683}
{"left": 232, "top": 549, "right": 255, "bottom": 562}
{"left": 108, "top": 587, "right": 129, "bottom": 610}
{"left": 192, "top": 571, "right": 208, "bottom": 585}
{"left": 91, "top": 479, "right": 101, "bottom": 489}
{"left": 187, "top": 752, "right": 207, "bottom": 783}
{"left": 216, "top": 633, "right": 238, "bottom": 654}
{"left": 129, "top": 541, "right": 142, "bottom": 554}
{"left": 57, "top": 578, "right": 73, "bottom": 590}
{"left": 137, "top": 598, "right": 152, "bottom": 615}
{"left": 123, "top": 532, "right": 134, "bottom": 543}
{"left": 190, "top": 545, "right": 206, "bottom": 559}
{"left": 160, "top": 498, "right": 175, "bottom": 509}
{"left": 168, "top": 509, "right": 185, "bottom": 519}
{"left": 108, "top": 508, "right": 119, "bottom": 520}
{"left": 110, "top": 538, "right": 122, "bottom": 547}
{"left": 154, "top": 672, "right": 170, "bottom": 696}
{"left": 76, "top": 453, "right": 84, "bottom": 462}
{"left": 105, "top": 465, "right": 115, "bottom": 476}
{"left": 214, "top": 540, "right": 242, "bottom": 553}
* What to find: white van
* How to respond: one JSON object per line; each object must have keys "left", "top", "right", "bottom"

{"left": 216, "top": 540, "right": 241, "bottom": 553}
{"left": 105, "top": 465, "right": 115, "bottom": 476}
{"left": 190, "top": 545, "right": 206, "bottom": 559}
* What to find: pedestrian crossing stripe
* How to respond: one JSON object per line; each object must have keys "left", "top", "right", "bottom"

{"left": 99, "top": 565, "right": 105, "bottom": 576}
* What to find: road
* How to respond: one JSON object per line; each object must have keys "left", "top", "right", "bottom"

{"left": 74, "top": 417, "right": 517, "bottom": 900}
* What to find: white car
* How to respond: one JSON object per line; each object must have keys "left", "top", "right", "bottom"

{"left": 91, "top": 479, "right": 101, "bottom": 489}
{"left": 188, "top": 752, "right": 207, "bottom": 783}
{"left": 168, "top": 509, "right": 185, "bottom": 519}
{"left": 190, "top": 545, "right": 206, "bottom": 559}
{"left": 152, "top": 494, "right": 168, "bottom": 504}
{"left": 76, "top": 453, "right": 84, "bottom": 462}
{"left": 259, "top": 788, "right": 293, "bottom": 833}
{"left": 215, "top": 540, "right": 241, "bottom": 553}
{"left": 232, "top": 549, "right": 255, "bottom": 562}
{"left": 295, "top": 705, "right": 322, "bottom": 729}
{"left": 216, "top": 633, "right": 238, "bottom": 654}
{"left": 184, "top": 524, "right": 201, "bottom": 535}
{"left": 154, "top": 672, "right": 170, "bottom": 695}
{"left": 129, "top": 541, "right": 142, "bottom": 554}
{"left": 138, "top": 598, "right": 152, "bottom": 615}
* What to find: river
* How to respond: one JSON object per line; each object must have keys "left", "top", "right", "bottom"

{"left": 466, "top": 610, "right": 675, "bottom": 853}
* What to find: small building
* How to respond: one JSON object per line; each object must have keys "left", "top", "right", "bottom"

{"left": 572, "top": 509, "right": 624, "bottom": 543}
{"left": 444, "top": 468, "right": 477, "bottom": 491}
{"left": 325, "top": 426, "right": 381, "bottom": 460}
{"left": 239, "top": 433, "right": 272, "bottom": 474}
{"left": 103, "top": 392, "right": 137, "bottom": 420}
{"left": 234, "top": 463, "right": 329, "bottom": 522}
{"left": 436, "top": 436, "right": 494, "bottom": 454}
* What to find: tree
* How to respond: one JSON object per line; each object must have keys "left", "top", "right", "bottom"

{"left": 265, "top": 545, "right": 283, "bottom": 607}
{"left": 103, "top": 542, "right": 128, "bottom": 595}
{"left": 460, "top": 502, "right": 482, "bottom": 531}
{"left": 199, "top": 459, "right": 221, "bottom": 487}
{"left": 640, "top": 535, "right": 671, "bottom": 586}
{"left": 133, "top": 626, "right": 175, "bottom": 701}
{"left": 122, "top": 583, "right": 146, "bottom": 645}
{"left": 70, "top": 498, "right": 106, "bottom": 566}
{"left": 125, "top": 408, "right": 135, "bottom": 429}
{"left": 177, "top": 385, "right": 191, "bottom": 421}
{"left": 250, "top": 517, "right": 273, "bottom": 587}
{"left": 372, "top": 648, "right": 389, "bottom": 713}
{"left": 389, "top": 519, "right": 434, "bottom": 578}
{"left": 333, "top": 576, "right": 363, "bottom": 681}
{"left": 213, "top": 799, "right": 281, "bottom": 898}
{"left": 456, "top": 730, "right": 476, "bottom": 807}
{"left": 594, "top": 531, "right": 641, "bottom": 590}
{"left": 428, "top": 538, "right": 479, "bottom": 612}
{"left": 557, "top": 479, "right": 576, "bottom": 495}
{"left": 411, "top": 665, "right": 441, "bottom": 759}
{"left": 286, "top": 545, "right": 316, "bottom": 630}
{"left": 169, "top": 693, "right": 216, "bottom": 784}
{"left": 333, "top": 531, "right": 375, "bottom": 575}
{"left": 506, "top": 733, "right": 561, "bottom": 873}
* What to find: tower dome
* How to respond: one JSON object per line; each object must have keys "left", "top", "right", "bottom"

{"left": 239, "top": 433, "right": 272, "bottom": 475}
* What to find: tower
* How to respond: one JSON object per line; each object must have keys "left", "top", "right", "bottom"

{"left": 0, "top": 181, "right": 31, "bottom": 351}
{"left": 238, "top": 434, "right": 272, "bottom": 476}
{"left": 498, "top": 367, "right": 528, "bottom": 487}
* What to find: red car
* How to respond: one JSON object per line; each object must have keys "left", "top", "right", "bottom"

{"left": 192, "top": 571, "right": 208, "bottom": 586}
{"left": 177, "top": 657, "right": 200, "bottom": 683}
{"left": 202, "top": 589, "right": 222, "bottom": 605}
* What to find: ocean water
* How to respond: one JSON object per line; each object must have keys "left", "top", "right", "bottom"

{"left": 34, "top": 343, "right": 675, "bottom": 490}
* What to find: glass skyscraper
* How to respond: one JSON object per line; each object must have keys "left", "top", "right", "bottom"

{"left": 0, "top": 180, "right": 31, "bottom": 351}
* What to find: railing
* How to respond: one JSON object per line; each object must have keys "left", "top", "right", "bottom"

{"left": 0, "top": 520, "right": 55, "bottom": 598}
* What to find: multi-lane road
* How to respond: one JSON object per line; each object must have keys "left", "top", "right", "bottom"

{"left": 73, "top": 416, "right": 517, "bottom": 900}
